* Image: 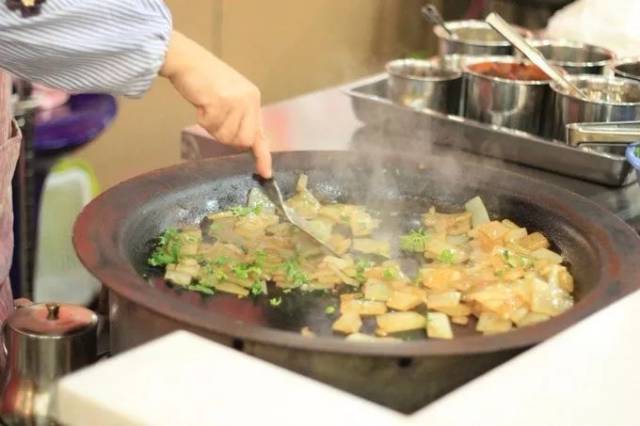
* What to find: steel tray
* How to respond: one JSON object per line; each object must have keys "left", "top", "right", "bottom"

{"left": 344, "top": 74, "right": 635, "bottom": 187}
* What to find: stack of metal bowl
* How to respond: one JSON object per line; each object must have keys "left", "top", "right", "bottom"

{"left": 382, "top": 18, "right": 640, "bottom": 159}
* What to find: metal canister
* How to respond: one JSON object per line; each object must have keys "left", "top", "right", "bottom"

{"left": 386, "top": 58, "right": 463, "bottom": 115}
{"left": 518, "top": 39, "right": 614, "bottom": 75}
{"left": 550, "top": 75, "right": 640, "bottom": 156}
{"left": 0, "top": 303, "right": 99, "bottom": 424}
{"left": 433, "top": 20, "right": 531, "bottom": 57}
{"left": 463, "top": 57, "right": 551, "bottom": 135}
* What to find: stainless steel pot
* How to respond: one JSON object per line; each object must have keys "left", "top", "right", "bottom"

{"left": 518, "top": 39, "right": 614, "bottom": 75}
{"left": 550, "top": 75, "right": 640, "bottom": 156}
{"left": 463, "top": 57, "right": 551, "bottom": 135}
{"left": 0, "top": 303, "right": 98, "bottom": 424}
{"left": 434, "top": 20, "right": 530, "bottom": 56}
{"left": 386, "top": 58, "right": 462, "bottom": 114}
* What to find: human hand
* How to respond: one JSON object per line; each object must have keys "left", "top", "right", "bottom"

{"left": 161, "top": 31, "right": 272, "bottom": 178}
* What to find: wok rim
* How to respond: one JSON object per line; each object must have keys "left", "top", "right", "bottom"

{"left": 73, "top": 150, "right": 640, "bottom": 357}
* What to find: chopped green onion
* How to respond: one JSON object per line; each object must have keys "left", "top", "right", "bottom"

{"left": 438, "top": 249, "right": 456, "bottom": 264}
{"left": 269, "top": 297, "right": 282, "bottom": 307}
{"left": 355, "top": 259, "right": 371, "bottom": 284}
{"left": 231, "top": 205, "right": 262, "bottom": 217}
{"left": 187, "top": 284, "right": 215, "bottom": 295}
{"left": 325, "top": 306, "right": 336, "bottom": 315}
{"left": 282, "top": 259, "right": 308, "bottom": 286}
{"left": 250, "top": 281, "right": 266, "bottom": 296}
{"left": 383, "top": 268, "right": 397, "bottom": 281}
{"left": 148, "top": 228, "right": 181, "bottom": 267}
{"left": 400, "top": 228, "right": 429, "bottom": 252}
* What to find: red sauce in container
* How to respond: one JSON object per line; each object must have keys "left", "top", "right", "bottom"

{"left": 468, "top": 61, "right": 550, "bottom": 82}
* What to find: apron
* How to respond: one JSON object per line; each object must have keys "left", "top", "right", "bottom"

{"left": 0, "top": 71, "right": 21, "bottom": 365}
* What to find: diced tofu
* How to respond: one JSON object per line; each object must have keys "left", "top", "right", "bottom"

{"left": 352, "top": 239, "right": 391, "bottom": 258}
{"left": 432, "top": 304, "right": 472, "bottom": 317}
{"left": 386, "top": 291, "right": 423, "bottom": 311}
{"left": 518, "top": 232, "right": 550, "bottom": 251}
{"left": 426, "top": 312, "right": 454, "bottom": 339}
{"left": 376, "top": 312, "right": 426, "bottom": 333}
{"left": 363, "top": 280, "right": 391, "bottom": 302}
{"left": 530, "top": 278, "right": 573, "bottom": 316}
{"left": 477, "top": 221, "right": 510, "bottom": 241}
{"left": 332, "top": 312, "right": 362, "bottom": 334}
{"left": 426, "top": 291, "right": 461, "bottom": 309}
{"left": 531, "top": 248, "right": 563, "bottom": 265}
{"left": 476, "top": 312, "right": 512, "bottom": 334}
{"left": 341, "top": 299, "right": 387, "bottom": 316}
{"left": 515, "top": 312, "right": 551, "bottom": 327}
{"left": 465, "top": 196, "right": 490, "bottom": 228}
{"left": 164, "top": 270, "right": 192, "bottom": 287}
{"left": 451, "top": 315, "right": 469, "bottom": 325}
{"left": 420, "top": 267, "right": 463, "bottom": 290}
{"left": 213, "top": 282, "right": 249, "bottom": 297}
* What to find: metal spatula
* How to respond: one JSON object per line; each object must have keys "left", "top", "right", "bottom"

{"left": 256, "top": 176, "right": 340, "bottom": 256}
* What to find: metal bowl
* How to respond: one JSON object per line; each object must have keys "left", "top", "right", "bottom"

{"left": 523, "top": 39, "right": 614, "bottom": 75}
{"left": 386, "top": 58, "right": 463, "bottom": 114}
{"left": 434, "top": 20, "right": 531, "bottom": 56}
{"left": 608, "top": 58, "right": 640, "bottom": 82}
{"left": 550, "top": 75, "right": 640, "bottom": 155}
{"left": 463, "top": 57, "right": 551, "bottom": 135}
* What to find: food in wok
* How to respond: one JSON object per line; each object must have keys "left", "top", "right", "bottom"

{"left": 147, "top": 175, "right": 574, "bottom": 340}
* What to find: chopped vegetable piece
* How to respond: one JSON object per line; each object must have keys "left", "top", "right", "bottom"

{"left": 377, "top": 312, "right": 426, "bottom": 334}
{"left": 250, "top": 281, "right": 267, "bottom": 296}
{"left": 363, "top": 280, "right": 391, "bottom": 302}
{"left": 341, "top": 299, "right": 387, "bottom": 316}
{"left": 148, "top": 228, "right": 182, "bottom": 267}
{"left": 269, "top": 297, "right": 283, "bottom": 307}
{"left": 437, "top": 249, "right": 456, "bottom": 264}
{"left": 399, "top": 228, "right": 429, "bottom": 252}
{"left": 426, "top": 312, "right": 453, "bottom": 339}
{"left": 187, "top": 284, "right": 215, "bottom": 295}
{"left": 230, "top": 205, "right": 262, "bottom": 217}
{"left": 426, "top": 291, "right": 461, "bottom": 309}
{"left": 465, "top": 196, "right": 490, "bottom": 228}
{"left": 352, "top": 239, "right": 391, "bottom": 258}
{"left": 214, "top": 282, "right": 249, "bottom": 297}
{"left": 332, "top": 312, "right": 362, "bottom": 334}
{"left": 325, "top": 305, "right": 336, "bottom": 315}
{"left": 386, "top": 291, "right": 423, "bottom": 311}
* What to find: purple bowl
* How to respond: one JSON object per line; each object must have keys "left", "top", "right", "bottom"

{"left": 626, "top": 143, "right": 640, "bottom": 185}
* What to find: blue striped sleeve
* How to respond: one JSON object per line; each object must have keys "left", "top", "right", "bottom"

{"left": 0, "top": 0, "right": 172, "bottom": 97}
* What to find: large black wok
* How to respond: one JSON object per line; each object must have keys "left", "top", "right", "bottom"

{"left": 73, "top": 151, "right": 640, "bottom": 413}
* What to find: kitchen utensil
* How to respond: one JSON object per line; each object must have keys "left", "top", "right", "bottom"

{"left": 516, "top": 39, "right": 614, "bottom": 75}
{"left": 345, "top": 74, "right": 635, "bottom": 186}
{"left": 550, "top": 74, "right": 640, "bottom": 156}
{"left": 73, "top": 151, "right": 640, "bottom": 413}
{"left": 257, "top": 176, "right": 340, "bottom": 256}
{"left": 433, "top": 20, "right": 530, "bottom": 57}
{"left": 0, "top": 302, "right": 98, "bottom": 424}
{"left": 566, "top": 121, "right": 640, "bottom": 147}
{"left": 421, "top": 4, "right": 456, "bottom": 39}
{"left": 485, "top": 13, "right": 587, "bottom": 100}
{"left": 385, "top": 58, "right": 462, "bottom": 114}
{"left": 463, "top": 57, "right": 551, "bottom": 135}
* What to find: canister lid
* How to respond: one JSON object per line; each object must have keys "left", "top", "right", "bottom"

{"left": 6, "top": 303, "right": 98, "bottom": 337}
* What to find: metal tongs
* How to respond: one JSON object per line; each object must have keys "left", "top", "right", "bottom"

{"left": 257, "top": 176, "right": 340, "bottom": 256}
{"left": 566, "top": 121, "right": 640, "bottom": 147}
{"left": 485, "top": 13, "right": 588, "bottom": 100}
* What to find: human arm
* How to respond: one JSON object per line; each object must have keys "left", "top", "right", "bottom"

{"left": 0, "top": 0, "right": 272, "bottom": 177}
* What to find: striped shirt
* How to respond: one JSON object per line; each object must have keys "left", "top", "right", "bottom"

{"left": 0, "top": 0, "right": 172, "bottom": 97}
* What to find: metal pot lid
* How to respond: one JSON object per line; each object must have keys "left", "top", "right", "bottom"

{"left": 6, "top": 303, "right": 98, "bottom": 338}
